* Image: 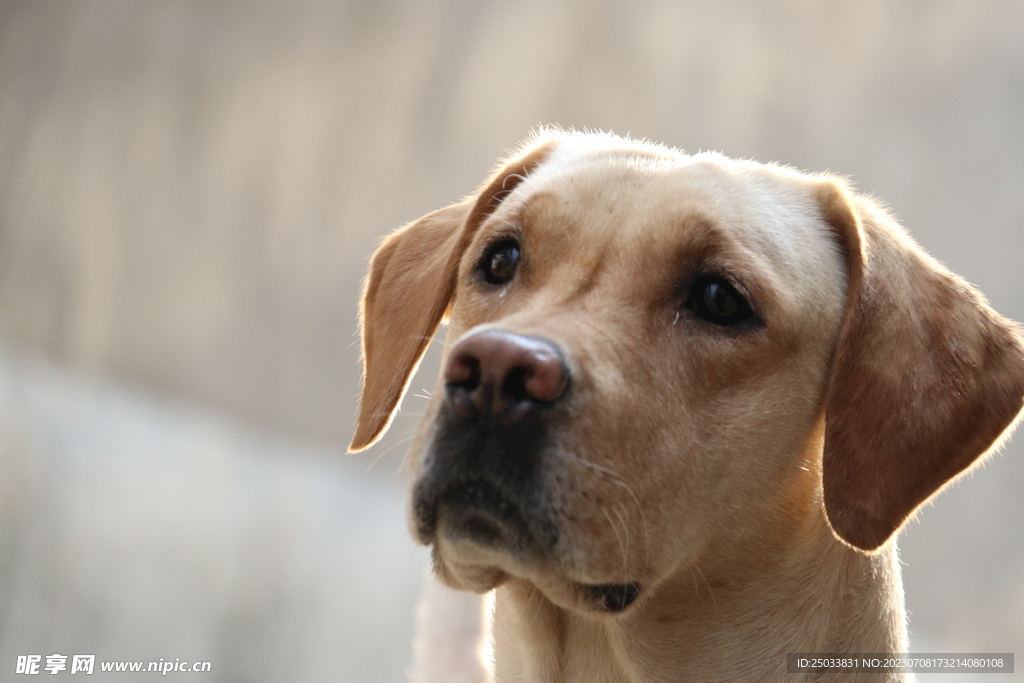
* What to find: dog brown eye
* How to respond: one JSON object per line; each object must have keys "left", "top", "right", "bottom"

{"left": 686, "top": 275, "right": 756, "bottom": 326}
{"left": 482, "top": 241, "right": 521, "bottom": 285}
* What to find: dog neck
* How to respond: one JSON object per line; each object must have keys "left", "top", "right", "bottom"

{"left": 490, "top": 481, "right": 910, "bottom": 683}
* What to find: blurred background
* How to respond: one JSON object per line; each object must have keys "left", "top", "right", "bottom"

{"left": 0, "top": 1, "right": 1021, "bottom": 680}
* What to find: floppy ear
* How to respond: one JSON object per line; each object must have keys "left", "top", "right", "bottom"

{"left": 819, "top": 181, "right": 1024, "bottom": 551}
{"left": 349, "top": 139, "right": 558, "bottom": 452}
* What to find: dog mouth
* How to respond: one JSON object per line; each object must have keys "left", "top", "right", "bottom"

{"left": 578, "top": 581, "right": 641, "bottom": 613}
{"left": 411, "top": 425, "right": 642, "bottom": 615}
{"left": 416, "top": 478, "right": 643, "bottom": 615}
{"left": 438, "top": 478, "right": 529, "bottom": 546}
{"left": 416, "top": 476, "right": 555, "bottom": 554}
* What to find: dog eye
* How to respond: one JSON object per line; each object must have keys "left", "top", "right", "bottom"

{"left": 482, "top": 241, "right": 521, "bottom": 285}
{"left": 686, "top": 276, "right": 756, "bottom": 326}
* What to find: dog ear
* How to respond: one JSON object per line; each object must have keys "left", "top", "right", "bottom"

{"left": 349, "top": 139, "right": 558, "bottom": 452}
{"left": 818, "top": 180, "right": 1024, "bottom": 551}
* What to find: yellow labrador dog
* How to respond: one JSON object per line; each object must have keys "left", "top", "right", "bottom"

{"left": 349, "top": 131, "right": 1024, "bottom": 682}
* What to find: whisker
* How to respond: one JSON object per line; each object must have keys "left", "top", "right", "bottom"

{"left": 611, "top": 479, "right": 650, "bottom": 575}
{"left": 613, "top": 503, "right": 631, "bottom": 575}
{"left": 364, "top": 431, "right": 418, "bottom": 473}
{"left": 601, "top": 507, "right": 628, "bottom": 575}
{"left": 565, "top": 451, "right": 650, "bottom": 575}
{"left": 694, "top": 564, "right": 718, "bottom": 613}
{"left": 568, "top": 455, "right": 624, "bottom": 480}
{"left": 688, "top": 565, "right": 701, "bottom": 596}
{"left": 526, "top": 582, "right": 546, "bottom": 623}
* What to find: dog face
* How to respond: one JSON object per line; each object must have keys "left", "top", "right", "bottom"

{"left": 351, "top": 132, "right": 1024, "bottom": 616}
{"left": 408, "top": 148, "right": 850, "bottom": 613}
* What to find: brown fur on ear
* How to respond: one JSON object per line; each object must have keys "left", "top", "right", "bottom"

{"left": 819, "top": 181, "right": 1024, "bottom": 551}
{"left": 348, "top": 139, "right": 558, "bottom": 452}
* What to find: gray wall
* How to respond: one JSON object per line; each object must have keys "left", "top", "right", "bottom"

{"left": 0, "top": 1, "right": 1021, "bottom": 680}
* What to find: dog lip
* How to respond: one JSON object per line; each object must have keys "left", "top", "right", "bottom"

{"left": 434, "top": 477, "right": 531, "bottom": 547}
{"left": 579, "top": 582, "right": 641, "bottom": 613}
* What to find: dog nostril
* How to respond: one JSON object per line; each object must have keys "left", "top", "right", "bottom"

{"left": 446, "top": 353, "right": 482, "bottom": 391}
{"left": 503, "top": 367, "right": 529, "bottom": 403}
{"left": 445, "top": 352, "right": 484, "bottom": 418}
{"left": 521, "top": 350, "right": 567, "bottom": 404}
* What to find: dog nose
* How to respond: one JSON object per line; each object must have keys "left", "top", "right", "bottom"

{"left": 444, "top": 330, "right": 568, "bottom": 421}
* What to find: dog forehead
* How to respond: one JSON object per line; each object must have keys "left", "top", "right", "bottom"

{"left": 500, "top": 148, "right": 845, "bottom": 301}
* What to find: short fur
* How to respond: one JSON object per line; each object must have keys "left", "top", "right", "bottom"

{"left": 351, "top": 131, "right": 1024, "bottom": 683}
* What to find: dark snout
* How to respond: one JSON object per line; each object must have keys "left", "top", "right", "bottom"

{"left": 413, "top": 330, "right": 570, "bottom": 554}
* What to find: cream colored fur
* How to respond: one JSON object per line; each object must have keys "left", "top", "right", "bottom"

{"left": 351, "top": 131, "right": 1024, "bottom": 683}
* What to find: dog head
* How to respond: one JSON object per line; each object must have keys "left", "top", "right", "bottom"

{"left": 351, "top": 131, "right": 1024, "bottom": 615}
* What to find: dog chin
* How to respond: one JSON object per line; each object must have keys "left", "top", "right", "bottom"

{"left": 421, "top": 487, "right": 646, "bottom": 615}
{"left": 430, "top": 546, "right": 509, "bottom": 593}
{"left": 432, "top": 539, "right": 644, "bottom": 616}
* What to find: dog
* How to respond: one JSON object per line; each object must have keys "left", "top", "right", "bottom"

{"left": 349, "top": 131, "right": 1024, "bottom": 682}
